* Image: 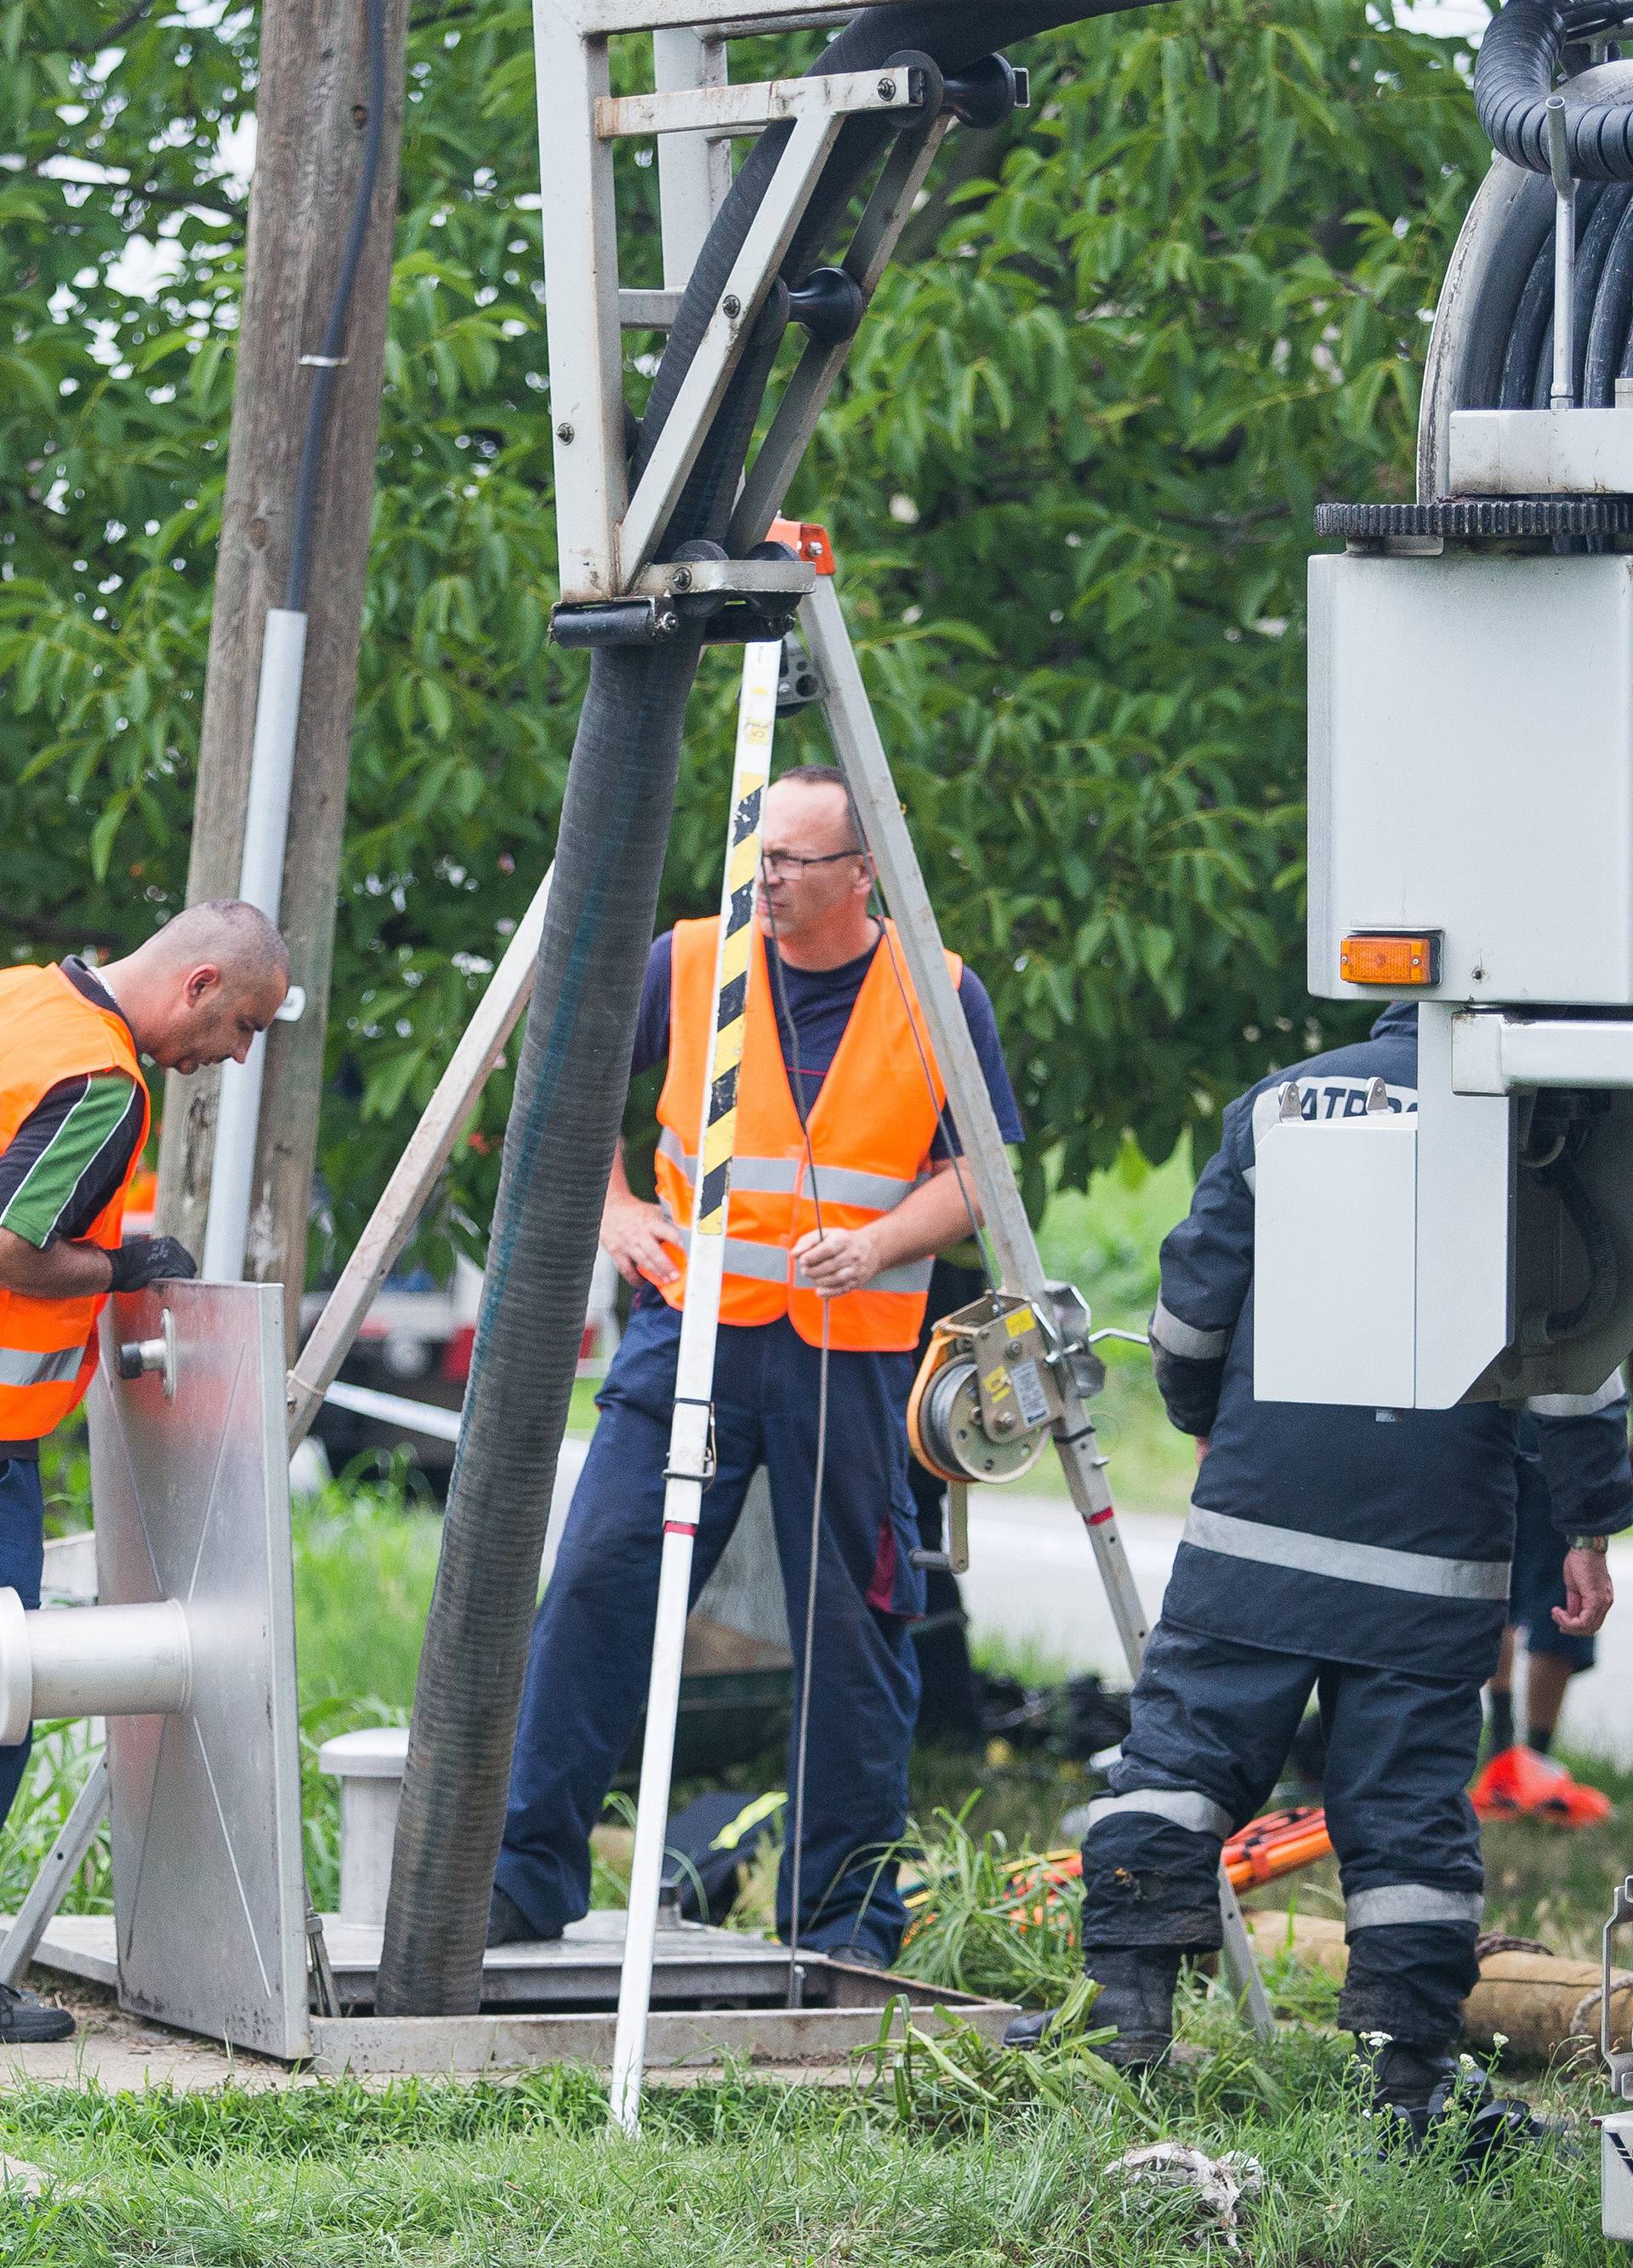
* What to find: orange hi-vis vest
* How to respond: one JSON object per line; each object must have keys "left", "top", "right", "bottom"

{"left": 653, "top": 918, "right": 961, "bottom": 1353}
{"left": 0, "top": 965, "right": 151, "bottom": 1439}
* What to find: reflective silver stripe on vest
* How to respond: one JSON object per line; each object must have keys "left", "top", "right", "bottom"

{"left": 1525, "top": 1369, "right": 1625, "bottom": 1417}
{"left": 807, "top": 1163, "right": 919, "bottom": 1210}
{"left": 0, "top": 1343, "right": 84, "bottom": 1389}
{"left": 656, "top": 1128, "right": 696, "bottom": 1179}
{"left": 1346, "top": 1883, "right": 1483, "bottom": 1932}
{"left": 669, "top": 1227, "right": 788, "bottom": 1284}
{"left": 657, "top": 1136, "right": 916, "bottom": 1213}
{"left": 1150, "top": 1300, "right": 1230, "bottom": 1361}
{"left": 1183, "top": 1504, "right": 1511, "bottom": 1603}
{"left": 668, "top": 1227, "right": 929, "bottom": 1296}
{"left": 731, "top": 1159, "right": 800, "bottom": 1196}
{"left": 867, "top": 1256, "right": 935, "bottom": 1295}
{"left": 1086, "top": 1787, "right": 1233, "bottom": 1839}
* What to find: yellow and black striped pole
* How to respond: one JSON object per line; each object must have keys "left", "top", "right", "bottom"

{"left": 610, "top": 637, "right": 780, "bottom": 2133}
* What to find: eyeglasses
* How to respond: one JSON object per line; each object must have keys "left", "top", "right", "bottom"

{"left": 759, "top": 848, "right": 865, "bottom": 879}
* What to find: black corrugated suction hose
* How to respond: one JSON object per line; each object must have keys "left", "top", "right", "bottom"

{"left": 375, "top": 0, "right": 1168, "bottom": 2019}
{"left": 1477, "top": 0, "right": 1633, "bottom": 178}
{"left": 1456, "top": 108, "right": 1633, "bottom": 410}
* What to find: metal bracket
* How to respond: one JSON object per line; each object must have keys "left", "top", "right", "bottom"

{"left": 662, "top": 1394, "right": 717, "bottom": 1484}
{"left": 595, "top": 66, "right": 926, "bottom": 141}
{"left": 1604, "top": 1874, "right": 1633, "bottom": 2098}
{"left": 534, "top": 0, "right": 1007, "bottom": 604}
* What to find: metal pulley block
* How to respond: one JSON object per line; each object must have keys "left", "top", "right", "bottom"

{"left": 908, "top": 1291, "right": 1065, "bottom": 1487}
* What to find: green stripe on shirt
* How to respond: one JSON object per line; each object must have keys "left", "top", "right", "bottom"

{"left": 0, "top": 1074, "right": 141, "bottom": 1251}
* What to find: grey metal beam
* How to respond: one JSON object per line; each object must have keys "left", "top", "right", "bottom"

{"left": 618, "top": 105, "right": 844, "bottom": 581}
{"left": 730, "top": 117, "right": 948, "bottom": 553}
{"left": 286, "top": 869, "right": 552, "bottom": 1448}
{"left": 0, "top": 1758, "right": 109, "bottom": 1990}
{"left": 598, "top": 66, "right": 920, "bottom": 139}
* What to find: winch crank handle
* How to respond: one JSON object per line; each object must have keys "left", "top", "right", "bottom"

{"left": 1088, "top": 1327, "right": 1150, "bottom": 1348}
{"left": 910, "top": 1479, "right": 970, "bottom": 1576}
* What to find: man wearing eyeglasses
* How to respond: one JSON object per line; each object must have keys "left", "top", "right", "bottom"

{"left": 492, "top": 763, "right": 1022, "bottom": 1967}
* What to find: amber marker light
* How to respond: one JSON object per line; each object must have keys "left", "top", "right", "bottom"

{"left": 1339, "top": 932, "right": 1441, "bottom": 987}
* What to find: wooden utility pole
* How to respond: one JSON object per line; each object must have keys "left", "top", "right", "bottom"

{"left": 156, "top": 0, "right": 408, "bottom": 1348}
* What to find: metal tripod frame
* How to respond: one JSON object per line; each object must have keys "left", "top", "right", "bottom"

{"left": 798, "top": 573, "right": 1275, "bottom": 2042}
{"left": 0, "top": 0, "right": 1271, "bottom": 2067}
{"left": 531, "top": 0, "right": 957, "bottom": 613}
{"left": 600, "top": 568, "right": 1270, "bottom": 2129}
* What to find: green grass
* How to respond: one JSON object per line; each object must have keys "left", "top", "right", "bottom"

{"left": 0, "top": 1996, "right": 1619, "bottom": 2264}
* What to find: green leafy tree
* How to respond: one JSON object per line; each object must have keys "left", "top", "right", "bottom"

{"left": 0, "top": 0, "right": 1488, "bottom": 1262}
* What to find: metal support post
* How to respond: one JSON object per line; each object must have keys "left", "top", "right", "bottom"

{"left": 1545, "top": 95, "right": 1577, "bottom": 413}
{"left": 652, "top": 27, "right": 731, "bottom": 288}
{"left": 609, "top": 640, "right": 780, "bottom": 2132}
{"left": 799, "top": 575, "right": 1274, "bottom": 2040}
{"left": 285, "top": 866, "right": 553, "bottom": 1447}
{"left": 0, "top": 1754, "right": 109, "bottom": 1990}
{"left": 201, "top": 607, "right": 308, "bottom": 1282}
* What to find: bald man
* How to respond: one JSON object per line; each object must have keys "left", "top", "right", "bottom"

{"left": 0, "top": 898, "right": 288, "bottom": 2042}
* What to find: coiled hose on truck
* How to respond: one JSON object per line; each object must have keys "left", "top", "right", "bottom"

{"left": 376, "top": 0, "right": 1167, "bottom": 2018}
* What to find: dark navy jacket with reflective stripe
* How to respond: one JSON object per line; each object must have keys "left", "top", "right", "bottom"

{"left": 1151, "top": 1004, "right": 1633, "bottom": 1680}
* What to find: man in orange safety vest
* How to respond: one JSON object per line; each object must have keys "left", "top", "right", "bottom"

{"left": 0, "top": 898, "right": 289, "bottom": 2041}
{"left": 493, "top": 766, "right": 1022, "bottom": 1965}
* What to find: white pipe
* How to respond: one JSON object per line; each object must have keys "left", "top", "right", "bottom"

{"left": 608, "top": 640, "right": 781, "bottom": 2135}
{"left": 0, "top": 1593, "right": 192, "bottom": 1746}
{"left": 1545, "top": 96, "right": 1576, "bottom": 413}
{"left": 202, "top": 607, "right": 309, "bottom": 1284}
{"left": 321, "top": 1378, "right": 464, "bottom": 1443}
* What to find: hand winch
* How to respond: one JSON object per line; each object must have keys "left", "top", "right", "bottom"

{"left": 907, "top": 1285, "right": 1124, "bottom": 1574}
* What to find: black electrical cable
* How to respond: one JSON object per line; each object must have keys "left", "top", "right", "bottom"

{"left": 284, "top": 0, "right": 388, "bottom": 613}
{"left": 1539, "top": 1152, "right": 1622, "bottom": 1341}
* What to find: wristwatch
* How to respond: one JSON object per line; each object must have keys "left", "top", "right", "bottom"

{"left": 1568, "top": 1532, "right": 1611, "bottom": 1554}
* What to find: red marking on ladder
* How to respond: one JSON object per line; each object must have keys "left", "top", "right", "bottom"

{"left": 1088, "top": 1507, "right": 1115, "bottom": 1526}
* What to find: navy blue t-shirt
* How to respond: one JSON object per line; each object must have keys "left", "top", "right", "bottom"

{"left": 631, "top": 927, "right": 1022, "bottom": 1157}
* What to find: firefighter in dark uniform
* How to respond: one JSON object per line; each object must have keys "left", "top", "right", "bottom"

{"left": 1007, "top": 1001, "right": 1632, "bottom": 2138}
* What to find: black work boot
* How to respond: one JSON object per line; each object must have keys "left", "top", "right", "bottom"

{"left": 486, "top": 1886, "right": 561, "bottom": 1947}
{"left": 1357, "top": 2036, "right": 1466, "bottom": 2149}
{"left": 1355, "top": 2035, "right": 1557, "bottom": 2169}
{"left": 1003, "top": 1947, "right": 1180, "bottom": 2068}
{"left": 0, "top": 1982, "right": 74, "bottom": 2044}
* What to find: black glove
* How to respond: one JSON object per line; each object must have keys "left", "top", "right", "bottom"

{"left": 107, "top": 1235, "right": 198, "bottom": 1294}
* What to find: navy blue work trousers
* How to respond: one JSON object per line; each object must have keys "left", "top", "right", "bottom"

{"left": 0, "top": 1459, "right": 44, "bottom": 1826}
{"left": 496, "top": 1296, "right": 925, "bottom": 1963}
{"left": 1081, "top": 1620, "right": 1484, "bottom": 2047}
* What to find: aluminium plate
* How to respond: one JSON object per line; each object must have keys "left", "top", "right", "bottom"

{"left": 319, "top": 1909, "right": 797, "bottom": 2009}
{"left": 310, "top": 1997, "right": 1018, "bottom": 2077}
{"left": 87, "top": 1282, "right": 308, "bottom": 2059}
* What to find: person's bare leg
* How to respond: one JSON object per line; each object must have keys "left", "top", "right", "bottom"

{"left": 1523, "top": 1651, "right": 1575, "bottom": 1756}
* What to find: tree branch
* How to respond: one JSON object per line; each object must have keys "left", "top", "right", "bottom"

{"left": 3, "top": 910, "right": 123, "bottom": 953}
{"left": 65, "top": 1, "right": 157, "bottom": 56}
